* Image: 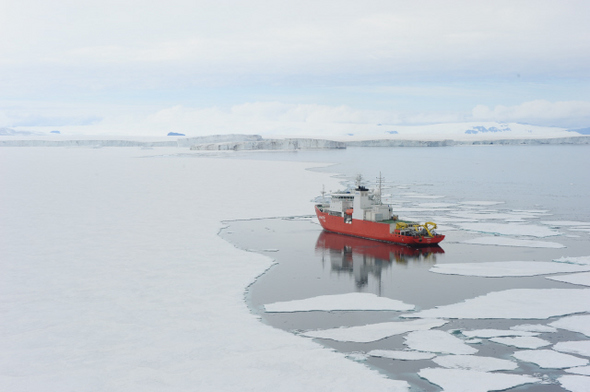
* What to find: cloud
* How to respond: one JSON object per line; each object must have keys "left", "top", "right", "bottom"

{"left": 472, "top": 100, "right": 590, "bottom": 128}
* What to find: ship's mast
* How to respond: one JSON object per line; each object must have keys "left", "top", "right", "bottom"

{"left": 375, "top": 172, "right": 384, "bottom": 205}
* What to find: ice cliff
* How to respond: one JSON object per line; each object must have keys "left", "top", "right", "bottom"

{"left": 189, "top": 138, "right": 346, "bottom": 150}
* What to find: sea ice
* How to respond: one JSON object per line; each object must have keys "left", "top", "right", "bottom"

{"left": 404, "top": 330, "right": 478, "bottom": 354}
{"left": 490, "top": 337, "right": 551, "bottom": 349}
{"left": 430, "top": 261, "right": 590, "bottom": 277}
{"left": 418, "top": 368, "right": 539, "bottom": 392}
{"left": 459, "top": 201, "right": 504, "bottom": 206}
{"left": 410, "top": 289, "right": 590, "bottom": 319}
{"left": 543, "top": 221, "right": 590, "bottom": 227}
{"left": 263, "top": 293, "right": 415, "bottom": 312}
{"left": 554, "top": 341, "right": 590, "bottom": 357}
{"left": 550, "top": 315, "right": 590, "bottom": 337}
{"left": 511, "top": 324, "right": 558, "bottom": 333}
{"left": 457, "top": 222, "right": 561, "bottom": 237}
{"left": 461, "top": 329, "right": 538, "bottom": 338}
{"left": 554, "top": 256, "right": 590, "bottom": 265}
{"left": 301, "top": 319, "right": 447, "bottom": 343}
{"left": 565, "top": 366, "right": 590, "bottom": 376}
{"left": 548, "top": 272, "right": 590, "bottom": 287}
{"left": 513, "top": 349, "right": 588, "bottom": 369}
{"left": 464, "top": 236, "right": 565, "bottom": 248}
{"left": 432, "top": 354, "right": 518, "bottom": 371}
{"left": 559, "top": 375, "right": 590, "bottom": 392}
{"left": 368, "top": 350, "right": 436, "bottom": 361}
{"left": 0, "top": 148, "right": 409, "bottom": 392}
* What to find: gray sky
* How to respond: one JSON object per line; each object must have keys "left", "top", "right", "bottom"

{"left": 1, "top": 0, "right": 589, "bottom": 135}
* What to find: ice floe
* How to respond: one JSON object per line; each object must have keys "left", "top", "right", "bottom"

{"left": 548, "top": 272, "right": 590, "bottom": 287}
{"left": 543, "top": 221, "right": 590, "bottom": 227}
{"left": 511, "top": 324, "right": 558, "bottom": 333}
{"left": 449, "top": 211, "right": 540, "bottom": 222}
{"left": 565, "top": 366, "right": 590, "bottom": 376}
{"left": 418, "top": 368, "right": 539, "bottom": 392}
{"left": 417, "top": 202, "right": 457, "bottom": 208}
{"left": 550, "top": 315, "right": 590, "bottom": 337}
{"left": 461, "top": 329, "right": 538, "bottom": 338}
{"left": 464, "top": 236, "right": 565, "bottom": 248}
{"left": 430, "top": 261, "right": 590, "bottom": 277}
{"left": 554, "top": 256, "right": 590, "bottom": 265}
{"left": 559, "top": 375, "right": 590, "bottom": 392}
{"left": 263, "top": 293, "right": 415, "bottom": 312}
{"left": 410, "top": 289, "right": 590, "bottom": 319}
{"left": 301, "top": 319, "right": 448, "bottom": 343}
{"left": 513, "top": 349, "right": 588, "bottom": 369}
{"left": 490, "top": 337, "right": 551, "bottom": 349}
{"left": 368, "top": 350, "right": 436, "bottom": 361}
{"left": 432, "top": 354, "right": 518, "bottom": 371}
{"left": 404, "top": 330, "right": 478, "bottom": 354}
{"left": 459, "top": 201, "right": 505, "bottom": 206}
{"left": 457, "top": 222, "right": 561, "bottom": 237}
{"left": 554, "top": 341, "right": 590, "bottom": 357}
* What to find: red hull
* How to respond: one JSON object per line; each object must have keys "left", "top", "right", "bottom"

{"left": 315, "top": 205, "right": 445, "bottom": 246}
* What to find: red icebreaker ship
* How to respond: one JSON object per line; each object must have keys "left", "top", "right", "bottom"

{"left": 315, "top": 178, "right": 444, "bottom": 247}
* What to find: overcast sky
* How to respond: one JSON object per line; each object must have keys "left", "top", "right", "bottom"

{"left": 1, "top": 0, "right": 589, "bottom": 135}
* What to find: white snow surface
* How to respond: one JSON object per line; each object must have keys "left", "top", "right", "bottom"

{"left": 550, "top": 315, "right": 590, "bottom": 337}
{"left": 301, "top": 319, "right": 447, "bottom": 343}
{"left": 490, "top": 337, "right": 551, "bottom": 349}
{"left": 404, "top": 330, "right": 478, "bottom": 355}
{"left": 263, "top": 293, "right": 415, "bottom": 312}
{"left": 411, "top": 289, "right": 590, "bottom": 319}
{"left": 457, "top": 222, "right": 561, "bottom": 237}
{"left": 432, "top": 354, "right": 518, "bottom": 371}
{"left": 430, "top": 261, "right": 590, "bottom": 277}
{"left": 513, "top": 350, "right": 588, "bottom": 369}
{"left": 559, "top": 375, "right": 590, "bottom": 392}
{"left": 464, "top": 236, "right": 565, "bottom": 248}
{"left": 0, "top": 148, "right": 408, "bottom": 391}
{"left": 554, "top": 341, "right": 590, "bottom": 357}
{"left": 548, "top": 272, "right": 590, "bottom": 287}
{"left": 418, "top": 368, "right": 540, "bottom": 392}
{"left": 368, "top": 350, "right": 436, "bottom": 361}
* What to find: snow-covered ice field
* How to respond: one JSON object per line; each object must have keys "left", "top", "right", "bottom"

{"left": 2, "top": 144, "right": 590, "bottom": 391}
{"left": 0, "top": 147, "right": 406, "bottom": 391}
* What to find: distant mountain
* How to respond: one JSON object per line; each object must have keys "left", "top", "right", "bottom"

{"left": 566, "top": 127, "right": 590, "bottom": 135}
{"left": 0, "top": 127, "right": 38, "bottom": 136}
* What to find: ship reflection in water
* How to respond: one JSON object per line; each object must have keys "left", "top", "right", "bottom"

{"left": 315, "top": 231, "right": 444, "bottom": 289}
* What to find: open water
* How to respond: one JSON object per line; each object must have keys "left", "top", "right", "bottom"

{"left": 220, "top": 145, "right": 590, "bottom": 391}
